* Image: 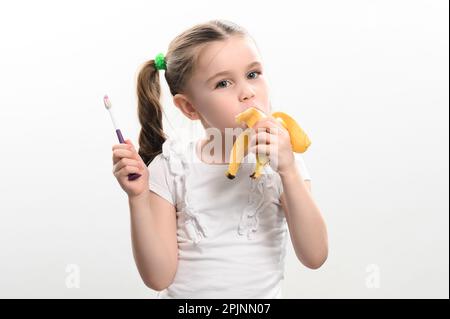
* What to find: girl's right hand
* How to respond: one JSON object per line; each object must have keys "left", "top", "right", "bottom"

{"left": 112, "top": 139, "right": 149, "bottom": 198}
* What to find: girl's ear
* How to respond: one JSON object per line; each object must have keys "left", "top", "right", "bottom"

{"left": 173, "top": 93, "right": 200, "bottom": 120}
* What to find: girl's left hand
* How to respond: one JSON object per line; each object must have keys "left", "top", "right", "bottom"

{"left": 248, "top": 116, "right": 295, "bottom": 175}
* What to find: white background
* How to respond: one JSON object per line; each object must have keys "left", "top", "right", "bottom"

{"left": 0, "top": 0, "right": 448, "bottom": 298}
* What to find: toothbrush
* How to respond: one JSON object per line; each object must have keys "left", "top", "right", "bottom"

{"left": 103, "top": 94, "right": 141, "bottom": 181}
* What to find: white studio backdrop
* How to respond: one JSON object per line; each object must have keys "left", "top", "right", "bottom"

{"left": 0, "top": 0, "right": 448, "bottom": 298}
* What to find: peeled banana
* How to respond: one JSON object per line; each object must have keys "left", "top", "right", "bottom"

{"left": 225, "top": 107, "right": 311, "bottom": 179}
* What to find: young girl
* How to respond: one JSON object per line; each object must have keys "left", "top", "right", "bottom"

{"left": 112, "top": 19, "right": 328, "bottom": 299}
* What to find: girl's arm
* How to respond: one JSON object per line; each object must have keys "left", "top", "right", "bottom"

{"left": 246, "top": 116, "right": 328, "bottom": 269}
{"left": 279, "top": 164, "right": 328, "bottom": 269}
{"left": 128, "top": 191, "right": 178, "bottom": 290}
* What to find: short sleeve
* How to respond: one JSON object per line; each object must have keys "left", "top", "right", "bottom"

{"left": 147, "top": 153, "right": 176, "bottom": 206}
{"left": 294, "top": 153, "right": 311, "bottom": 181}
{"left": 278, "top": 153, "right": 312, "bottom": 196}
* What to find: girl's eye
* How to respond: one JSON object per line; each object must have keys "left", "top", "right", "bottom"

{"left": 215, "top": 80, "right": 230, "bottom": 89}
{"left": 215, "top": 70, "right": 262, "bottom": 89}
{"left": 248, "top": 70, "right": 262, "bottom": 79}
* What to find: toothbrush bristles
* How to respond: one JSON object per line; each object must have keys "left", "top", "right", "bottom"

{"left": 103, "top": 95, "right": 112, "bottom": 109}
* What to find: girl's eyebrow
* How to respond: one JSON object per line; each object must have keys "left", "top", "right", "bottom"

{"left": 205, "top": 61, "right": 262, "bottom": 84}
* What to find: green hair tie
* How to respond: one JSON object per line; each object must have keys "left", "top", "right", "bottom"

{"left": 154, "top": 53, "right": 167, "bottom": 71}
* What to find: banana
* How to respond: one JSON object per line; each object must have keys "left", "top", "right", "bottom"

{"left": 225, "top": 106, "right": 311, "bottom": 179}
{"left": 225, "top": 127, "right": 251, "bottom": 179}
{"left": 271, "top": 112, "right": 311, "bottom": 153}
{"left": 249, "top": 151, "right": 270, "bottom": 179}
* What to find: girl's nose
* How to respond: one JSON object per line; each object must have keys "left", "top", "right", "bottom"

{"left": 239, "top": 85, "right": 256, "bottom": 102}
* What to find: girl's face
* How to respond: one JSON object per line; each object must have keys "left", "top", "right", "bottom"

{"left": 175, "top": 36, "right": 271, "bottom": 132}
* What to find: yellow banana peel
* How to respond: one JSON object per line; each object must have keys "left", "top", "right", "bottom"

{"left": 225, "top": 107, "right": 311, "bottom": 179}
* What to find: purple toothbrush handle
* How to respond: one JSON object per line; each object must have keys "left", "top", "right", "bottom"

{"left": 128, "top": 173, "right": 141, "bottom": 181}
{"left": 116, "top": 129, "right": 125, "bottom": 143}
{"left": 116, "top": 129, "right": 142, "bottom": 181}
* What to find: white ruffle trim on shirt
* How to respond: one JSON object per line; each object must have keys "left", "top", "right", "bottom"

{"left": 162, "top": 138, "right": 208, "bottom": 245}
{"left": 161, "top": 138, "right": 280, "bottom": 243}
{"left": 237, "top": 165, "right": 279, "bottom": 240}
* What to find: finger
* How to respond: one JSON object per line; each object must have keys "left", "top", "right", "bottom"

{"left": 115, "top": 163, "right": 141, "bottom": 178}
{"left": 255, "top": 116, "right": 284, "bottom": 128}
{"left": 252, "top": 119, "right": 283, "bottom": 134}
{"left": 125, "top": 139, "right": 135, "bottom": 148}
{"left": 112, "top": 148, "right": 137, "bottom": 165}
{"left": 260, "top": 117, "right": 289, "bottom": 136}
{"left": 251, "top": 118, "right": 273, "bottom": 132}
{"left": 112, "top": 143, "right": 133, "bottom": 151}
{"left": 262, "top": 121, "right": 289, "bottom": 140}
{"left": 113, "top": 157, "right": 141, "bottom": 173}
{"left": 253, "top": 127, "right": 281, "bottom": 147}
{"left": 249, "top": 143, "right": 273, "bottom": 156}
{"left": 249, "top": 131, "right": 271, "bottom": 148}
{"left": 268, "top": 115, "right": 286, "bottom": 128}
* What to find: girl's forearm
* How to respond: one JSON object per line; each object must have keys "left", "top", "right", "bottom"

{"left": 128, "top": 192, "right": 176, "bottom": 290}
{"left": 279, "top": 164, "right": 328, "bottom": 269}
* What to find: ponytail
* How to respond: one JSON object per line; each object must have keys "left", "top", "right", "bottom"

{"left": 136, "top": 59, "right": 167, "bottom": 166}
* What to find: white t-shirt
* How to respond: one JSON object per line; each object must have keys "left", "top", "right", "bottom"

{"left": 147, "top": 137, "right": 311, "bottom": 299}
